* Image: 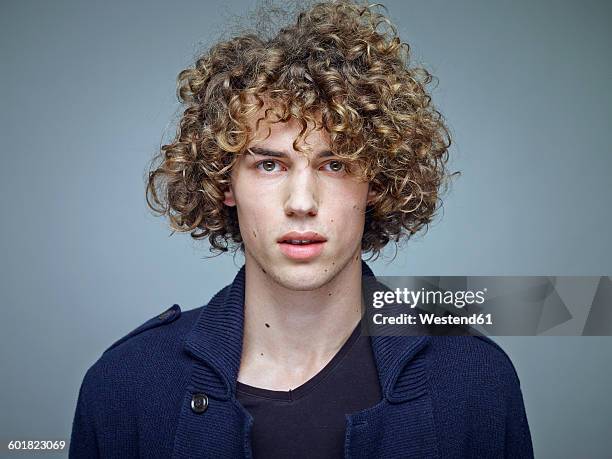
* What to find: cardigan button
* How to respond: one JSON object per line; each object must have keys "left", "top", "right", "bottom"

{"left": 190, "top": 393, "right": 209, "bottom": 414}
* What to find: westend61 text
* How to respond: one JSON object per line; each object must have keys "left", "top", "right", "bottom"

{"left": 372, "top": 313, "right": 493, "bottom": 326}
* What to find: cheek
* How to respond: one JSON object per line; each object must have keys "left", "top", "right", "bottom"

{"left": 330, "top": 183, "right": 369, "bottom": 214}
{"left": 328, "top": 190, "right": 368, "bottom": 237}
{"left": 235, "top": 196, "right": 276, "bottom": 242}
{"left": 344, "top": 203, "right": 367, "bottom": 227}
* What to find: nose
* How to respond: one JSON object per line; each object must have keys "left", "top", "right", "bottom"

{"left": 283, "top": 168, "right": 319, "bottom": 217}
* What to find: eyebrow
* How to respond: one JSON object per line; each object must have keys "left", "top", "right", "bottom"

{"left": 246, "top": 147, "right": 335, "bottom": 159}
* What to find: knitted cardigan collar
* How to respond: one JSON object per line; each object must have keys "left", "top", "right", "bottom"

{"left": 182, "top": 259, "right": 430, "bottom": 403}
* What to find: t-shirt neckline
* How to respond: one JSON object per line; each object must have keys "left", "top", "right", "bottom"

{"left": 235, "top": 320, "right": 363, "bottom": 402}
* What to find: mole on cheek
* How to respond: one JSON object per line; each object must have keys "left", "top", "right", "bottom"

{"left": 265, "top": 323, "right": 270, "bottom": 328}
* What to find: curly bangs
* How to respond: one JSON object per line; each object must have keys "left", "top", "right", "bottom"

{"left": 145, "top": 0, "right": 456, "bottom": 261}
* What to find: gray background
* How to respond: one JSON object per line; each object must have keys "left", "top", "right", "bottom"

{"left": 1, "top": 0, "right": 611, "bottom": 457}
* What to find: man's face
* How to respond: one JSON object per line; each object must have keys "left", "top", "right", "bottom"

{"left": 223, "top": 114, "right": 376, "bottom": 291}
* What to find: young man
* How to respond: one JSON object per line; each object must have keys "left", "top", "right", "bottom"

{"left": 70, "top": 1, "right": 533, "bottom": 457}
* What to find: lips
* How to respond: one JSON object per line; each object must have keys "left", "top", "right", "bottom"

{"left": 277, "top": 231, "right": 327, "bottom": 260}
{"left": 277, "top": 231, "right": 327, "bottom": 244}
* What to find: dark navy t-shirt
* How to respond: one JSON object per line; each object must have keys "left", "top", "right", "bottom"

{"left": 235, "top": 321, "right": 382, "bottom": 458}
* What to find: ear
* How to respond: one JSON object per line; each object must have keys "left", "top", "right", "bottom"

{"left": 366, "top": 183, "right": 377, "bottom": 205}
{"left": 223, "top": 185, "right": 236, "bottom": 207}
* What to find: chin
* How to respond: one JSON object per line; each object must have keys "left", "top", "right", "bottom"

{"left": 270, "top": 263, "right": 334, "bottom": 291}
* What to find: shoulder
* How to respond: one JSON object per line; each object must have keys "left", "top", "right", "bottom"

{"left": 427, "top": 334, "right": 519, "bottom": 370}
{"left": 103, "top": 304, "right": 193, "bottom": 354}
{"left": 80, "top": 304, "right": 203, "bottom": 389}
{"left": 421, "top": 335, "right": 530, "bottom": 434}
{"left": 71, "top": 304, "right": 206, "bottom": 451}
{"left": 105, "top": 303, "right": 202, "bottom": 356}
{"left": 422, "top": 337, "right": 533, "bottom": 454}
{"left": 424, "top": 335, "right": 523, "bottom": 395}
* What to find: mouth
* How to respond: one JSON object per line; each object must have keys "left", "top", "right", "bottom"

{"left": 277, "top": 240, "right": 326, "bottom": 260}
{"left": 277, "top": 231, "right": 327, "bottom": 260}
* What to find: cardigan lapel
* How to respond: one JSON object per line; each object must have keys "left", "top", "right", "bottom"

{"left": 173, "top": 267, "right": 251, "bottom": 458}
{"left": 182, "top": 266, "right": 246, "bottom": 400}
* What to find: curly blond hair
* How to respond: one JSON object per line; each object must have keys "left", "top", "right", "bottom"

{"left": 145, "top": 0, "right": 456, "bottom": 261}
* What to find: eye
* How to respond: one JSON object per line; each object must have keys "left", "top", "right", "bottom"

{"left": 255, "top": 160, "right": 283, "bottom": 173}
{"left": 322, "top": 160, "right": 346, "bottom": 173}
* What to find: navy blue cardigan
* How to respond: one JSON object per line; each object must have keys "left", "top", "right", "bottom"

{"left": 70, "top": 260, "right": 534, "bottom": 458}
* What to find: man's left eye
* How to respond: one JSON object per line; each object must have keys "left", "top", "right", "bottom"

{"left": 324, "top": 160, "right": 345, "bottom": 172}
{"left": 256, "top": 160, "right": 282, "bottom": 172}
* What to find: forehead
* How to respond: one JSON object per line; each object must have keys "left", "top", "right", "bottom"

{"left": 244, "top": 99, "right": 331, "bottom": 156}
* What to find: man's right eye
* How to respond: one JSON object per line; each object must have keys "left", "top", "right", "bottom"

{"left": 255, "top": 160, "right": 283, "bottom": 173}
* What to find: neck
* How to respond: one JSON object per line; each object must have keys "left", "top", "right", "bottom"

{"left": 238, "top": 253, "right": 364, "bottom": 389}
